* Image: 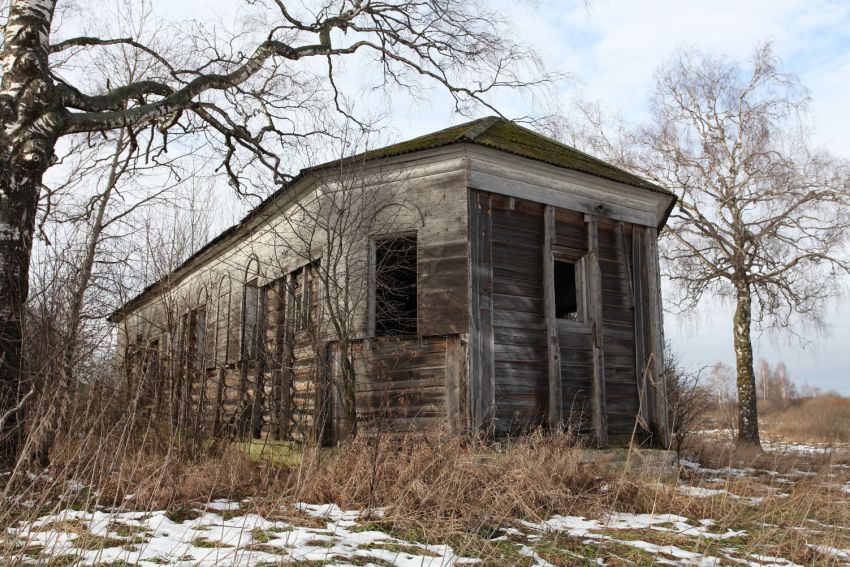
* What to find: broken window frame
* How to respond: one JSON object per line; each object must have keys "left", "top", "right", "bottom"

{"left": 242, "top": 277, "right": 261, "bottom": 361}
{"left": 176, "top": 304, "right": 208, "bottom": 372}
{"left": 368, "top": 232, "right": 419, "bottom": 339}
{"left": 552, "top": 248, "right": 588, "bottom": 327}
{"left": 288, "top": 259, "right": 321, "bottom": 336}
{"left": 195, "top": 305, "right": 207, "bottom": 371}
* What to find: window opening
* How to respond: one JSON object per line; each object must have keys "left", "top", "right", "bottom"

{"left": 554, "top": 260, "right": 581, "bottom": 321}
{"left": 302, "top": 263, "right": 314, "bottom": 331}
{"left": 242, "top": 278, "right": 260, "bottom": 360}
{"left": 195, "top": 306, "right": 206, "bottom": 371}
{"left": 290, "top": 267, "right": 304, "bottom": 333}
{"left": 289, "top": 260, "right": 320, "bottom": 334}
{"left": 374, "top": 235, "right": 418, "bottom": 337}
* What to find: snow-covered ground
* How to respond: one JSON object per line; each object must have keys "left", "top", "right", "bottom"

{"left": 6, "top": 487, "right": 850, "bottom": 566}
{"left": 8, "top": 502, "right": 476, "bottom": 566}
{"left": 5, "top": 436, "right": 850, "bottom": 566}
{"left": 695, "top": 429, "right": 850, "bottom": 458}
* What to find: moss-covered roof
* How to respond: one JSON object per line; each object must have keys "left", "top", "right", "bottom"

{"left": 343, "top": 116, "right": 665, "bottom": 193}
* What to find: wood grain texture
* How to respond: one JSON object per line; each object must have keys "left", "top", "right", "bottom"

{"left": 643, "top": 226, "right": 670, "bottom": 446}
{"left": 476, "top": 193, "right": 496, "bottom": 431}
{"left": 597, "top": 221, "right": 640, "bottom": 439}
{"left": 445, "top": 334, "right": 467, "bottom": 434}
{"left": 543, "top": 205, "right": 563, "bottom": 428}
{"left": 489, "top": 195, "right": 547, "bottom": 433}
{"left": 586, "top": 215, "right": 609, "bottom": 446}
{"left": 118, "top": 143, "right": 672, "bottom": 447}
{"left": 469, "top": 170, "right": 657, "bottom": 227}
{"left": 355, "top": 336, "right": 449, "bottom": 432}
{"left": 466, "top": 146, "right": 671, "bottom": 227}
{"left": 631, "top": 228, "right": 650, "bottom": 431}
{"left": 467, "top": 191, "right": 482, "bottom": 431}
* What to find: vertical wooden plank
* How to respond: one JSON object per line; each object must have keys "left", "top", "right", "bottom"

{"left": 366, "top": 239, "right": 376, "bottom": 340}
{"left": 250, "top": 290, "right": 268, "bottom": 439}
{"left": 186, "top": 310, "right": 197, "bottom": 429}
{"left": 203, "top": 301, "right": 216, "bottom": 369}
{"left": 445, "top": 334, "right": 462, "bottom": 434}
{"left": 215, "top": 282, "right": 228, "bottom": 367}
{"left": 235, "top": 282, "right": 251, "bottom": 424}
{"left": 212, "top": 367, "right": 225, "bottom": 436}
{"left": 315, "top": 341, "right": 333, "bottom": 446}
{"left": 643, "top": 226, "right": 670, "bottom": 447}
{"left": 479, "top": 194, "right": 495, "bottom": 433}
{"left": 280, "top": 364, "right": 292, "bottom": 440}
{"left": 280, "top": 273, "right": 295, "bottom": 440}
{"left": 631, "top": 229, "right": 651, "bottom": 429}
{"left": 617, "top": 222, "right": 634, "bottom": 300}
{"left": 195, "top": 369, "right": 208, "bottom": 439}
{"left": 543, "top": 205, "right": 563, "bottom": 429}
{"left": 236, "top": 364, "right": 249, "bottom": 437}
{"left": 467, "top": 190, "right": 495, "bottom": 434}
{"left": 327, "top": 342, "right": 342, "bottom": 443}
{"left": 459, "top": 334, "right": 469, "bottom": 433}
{"left": 267, "top": 284, "right": 281, "bottom": 439}
{"left": 171, "top": 314, "right": 184, "bottom": 430}
{"left": 586, "top": 214, "right": 608, "bottom": 446}
{"left": 467, "top": 190, "right": 481, "bottom": 432}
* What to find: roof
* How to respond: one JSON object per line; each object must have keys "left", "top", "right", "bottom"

{"left": 109, "top": 117, "right": 672, "bottom": 322}
{"left": 353, "top": 116, "right": 667, "bottom": 193}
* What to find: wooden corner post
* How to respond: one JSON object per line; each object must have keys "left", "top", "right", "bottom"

{"left": 629, "top": 227, "right": 653, "bottom": 431}
{"left": 467, "top": 190, "right": 495, "bottom": 435}
{"left": 585, "top": 214, "right": 608, "bottom": 446}
{"left": 543, "top": 206, "right": 563, "bottom": 429}
{"left": 643, "top": 226, "right": 670, "bottom": 447}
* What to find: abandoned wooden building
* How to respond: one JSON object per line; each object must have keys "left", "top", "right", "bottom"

{"left": 109, "top": 117, "right": 676, "bottom": 447}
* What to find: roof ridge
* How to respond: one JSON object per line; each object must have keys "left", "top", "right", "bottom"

{"left": 461, "top": 115, "right": 502, "bottom": 140}
{"left": 508, "top": 121, "right": 630, "bottom": 171}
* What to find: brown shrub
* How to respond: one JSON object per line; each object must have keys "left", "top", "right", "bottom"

{"left": 664, "top": 345, "right": 712, "bottom": 454}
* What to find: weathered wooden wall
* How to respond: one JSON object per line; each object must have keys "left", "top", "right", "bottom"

{"left": 553, "top": 208, "right": 593, "bottom": 432}
{"left": 340, "top": 335, "right": 464, "bottom": 435}
{"left": 116, "top": 147, "right": 472, "bottom": 444}
{"left": 115, "top": 144, "right": 670, "bottom": 447}
{"left": 468, "top": 188, "right": 662, "bottom": 444}
{"left": 597, "top": 219, "right": 641, "bottom": 440}
{"left": 489, "top": 195, "right": 548, "bottom": 433}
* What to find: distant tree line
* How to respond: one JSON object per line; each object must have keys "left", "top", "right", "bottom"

{"left": 708, "top": 357, "right": 836, "bottom": 407}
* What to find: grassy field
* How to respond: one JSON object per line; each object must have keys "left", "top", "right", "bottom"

{"left": 1, "top": 404, "right": 849, "bottom": 566}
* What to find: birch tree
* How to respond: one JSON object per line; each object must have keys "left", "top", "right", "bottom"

{"left": 0, "top": 0, "right": 551, "bottom": 462}
{"left": 558, "top": 44, "right": 850, "bottom": 446}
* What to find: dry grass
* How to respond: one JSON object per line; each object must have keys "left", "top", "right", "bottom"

{"left": 2, "top": 393, "right": 850, "bottom": 565}
{"left": 0, "top": 429, "right": 604, "bottom": 556}
{"left": 760, "top": 395, "right": 850, "bottom": 443}
{"left": 290, "top": 433, "right": 601, "bottom": 525}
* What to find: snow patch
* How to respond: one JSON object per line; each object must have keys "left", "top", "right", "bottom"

{"left": 205, "top": 499, "right": 240, "bottom": 511}
{"left": 808, "top": 544, "right": 850, "bottom": 562}
{"left": 676, "top": 485, "right": 730, "bottom": 498}
{"left": 9, "top": 503, "right": 472, "bottom": 566}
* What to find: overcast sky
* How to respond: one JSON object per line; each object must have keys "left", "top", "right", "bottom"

{"left": 159, "top": 0, "right": 850, "bottom": 393}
